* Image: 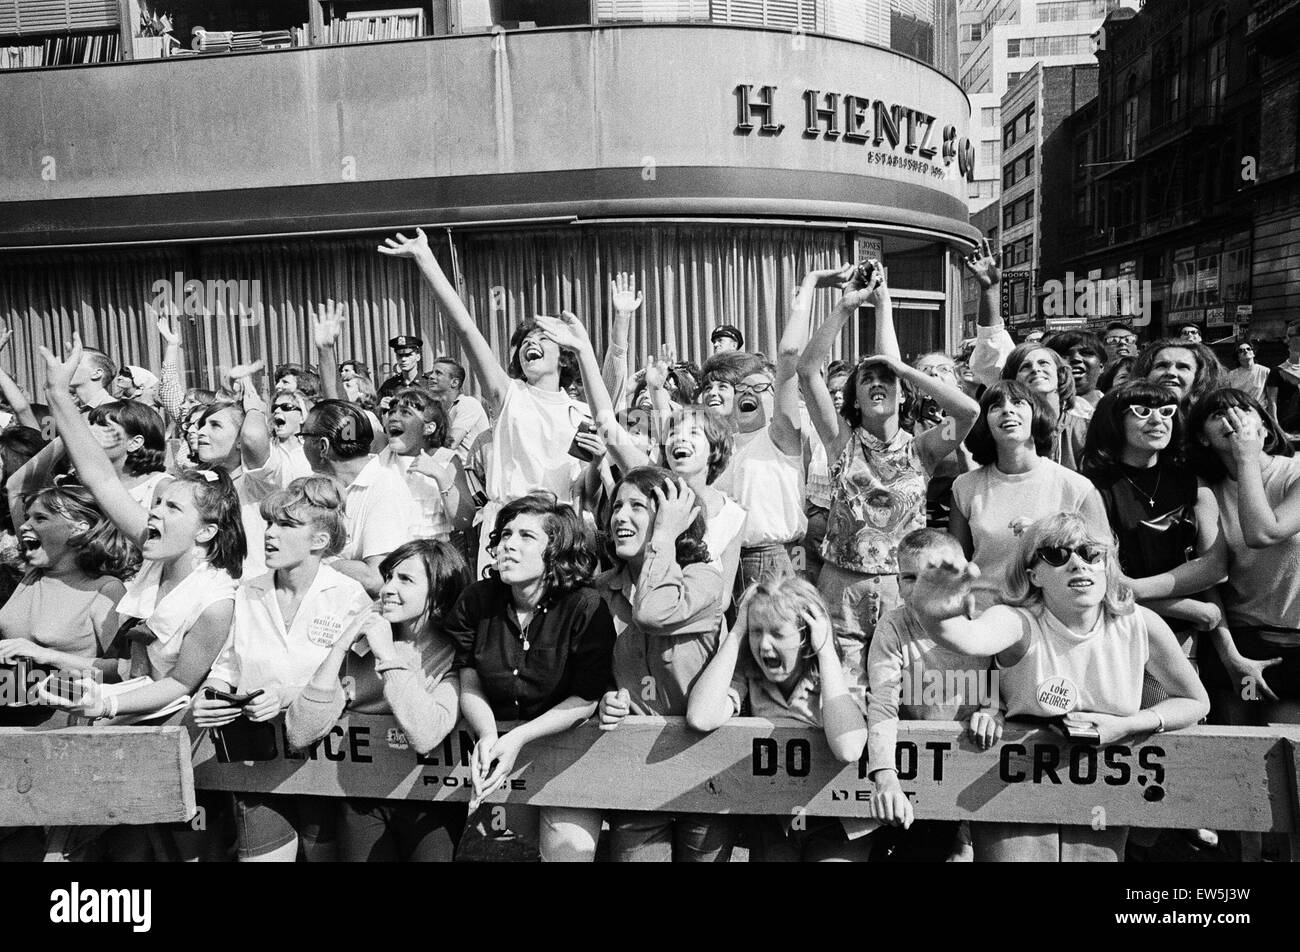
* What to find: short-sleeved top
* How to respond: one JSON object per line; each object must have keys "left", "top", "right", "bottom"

{"left": 114, "top": 560, "right": 239, "bottom": 681}
{"left": 375, "top": 445, "right": 455, "bottom": 541}
{"left": 210, "top": 564, "right": 384, "bottom": 702}
{"left": 953, "top": 459, "right": 1101, "bottom": 613}
{"left": 485, "top": 379, "right": 587, "bottom": 507}
{"left": 595, "top": 547, "right": 724, "bottom": 717}
{"left": 445, "top": 579, "right": 616, "bottom": 722}
{"left": 1227, "top": 364, "right": 1270, "bottom": 402}
{"left": 339, "top": 455, "right": 421, "bottom": 562}
{"left": 714, "top": 427, "right": 806, "bottom": 546}
{"left": 0, "top": 571, "right": 125, "bottom": 659}
{"left": 997, "top": 604, "right": 1149, "bottom": 719}
{"left": 449, "top": 395, "right": 491, "bottom": 463}
{"left": 1214, "top": 455, "right": 1300, "bottom": 632}
{"left": 821, "top": 428, "right": 928, "bottom": 575}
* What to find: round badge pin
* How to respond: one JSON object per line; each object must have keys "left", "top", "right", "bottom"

{"left": 1035, "top": 675, "right": 1078, "bottom": 715}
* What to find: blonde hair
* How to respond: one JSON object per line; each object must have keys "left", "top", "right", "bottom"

{"left": 742, "top": 574, "right": 836, "bottom": 660}
{"left": 1002, "top": 513, "right": 1133, "bottom": 617}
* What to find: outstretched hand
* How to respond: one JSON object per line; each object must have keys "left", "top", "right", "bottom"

{"left": 377, "top": 227, "right": 433, "bottom": 262}
{"left": 313, "top": 301, "right": 347, "bottom": 349}
{"left": 911, "top": 553, "right": 980, "bottom": 622}
{"left": 533, "top": 311, "right": 591, "bottom": 352}
{"left": 38, "top": 332, "right": 84, "bottom": 397}
{"left": 962, "top": 237, "right": 1001, "bottom": 289}
{"left": 157, "top": 315, "right": 181, "bottom": 347}
{"left": 610, "top": 273, "right": 643, "bottom": 315}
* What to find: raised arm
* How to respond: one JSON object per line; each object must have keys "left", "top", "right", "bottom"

{"left": 38, "top": 337, "right": 148, "bottom": 543}
{"left": 0, "top": 327, "right": 40, "bottom": 431}
{"left": 312, "top": 302, "right": 346, "bottom": 401}
{"left": 231, "top": 360, "right": 271, "bottom": 471}
{"left": 963, "top": 238, "right": 1012, "bottom": 388}
{"left": 859, "top": 354, "right": 979, "bottom": 471}
{"left": 1226, "top": 407, "right": 1300, "bottom": 547}
{"left": 772, "top": 268, "right": 849, "bottom": 455}
{"left": 533, "top": 312, "right": 649, "bottom": 474}
{"left": 378, "top": 228, "right": 509, "bottom": 411}
{"left": 155, "top": 316, "right": 186, "bottom": 422}
{"left": 798, "top": 277, "right": 870, "bottom": 454}
{"left": 632, "top": 480, "right": 724, "bottom": 634}
{"left": 602, "top": 273, "right": 641, "bottom": 409}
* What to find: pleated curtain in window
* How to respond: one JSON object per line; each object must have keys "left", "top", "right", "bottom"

{"left": 0, "top": 224, "right": 850, "bottom": 397}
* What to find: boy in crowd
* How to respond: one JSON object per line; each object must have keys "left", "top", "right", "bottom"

{"left": 866, "top": 529, "right": 999, "bottom": 858}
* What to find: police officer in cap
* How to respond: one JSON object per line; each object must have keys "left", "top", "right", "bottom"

{"left": 378, "top": 334, "right": 434, "bottom": 406}
{"left": 711, "top": 324, "right": 744, "bottom": 354}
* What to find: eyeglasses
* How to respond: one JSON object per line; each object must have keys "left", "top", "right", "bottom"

{"left": 1237, "top": 347, "right": 1252, "bottom": 353}
{"left": 1035, "top": 543, "right": 1106, "bottom": 567}
{"left": 1105, "top": 336, "right": 1135, "bottom": 345}
{"left": 1126, "top": 404, "right": 1177, "bottom": 421}
{"left": 734, "top": 382, "right": 775, "bottom": 397}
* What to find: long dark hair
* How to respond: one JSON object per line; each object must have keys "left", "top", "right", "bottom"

{"left": 486, "top": 492, "right": 597, "bottom": 603}
{"left": 1079, "top": 381, "right": 1183, "bottom": 483}
{"left": 305, "top": 400, "right": 373, "bottom": 461}
{"left": 1187, "top": 387, "right": 1294, "bottom": 485}
{"left": 606, "top": 467, "right": 710, "bottom": 568}
{"left": 379, "top": 539, "right": 471, "bottom": 636}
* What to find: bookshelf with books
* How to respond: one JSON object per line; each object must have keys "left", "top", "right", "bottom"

{"left": 0, "top": 0, "right": 124, "bottom": 68}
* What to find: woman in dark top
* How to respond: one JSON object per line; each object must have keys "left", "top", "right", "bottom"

{"left": 1079, "top": 381, "right": 1227, "bottom": 653}
{"left": 445, "top": 491, "right": 616, "bottom": 862}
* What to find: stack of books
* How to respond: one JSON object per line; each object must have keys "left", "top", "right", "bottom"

{"left": 191, "top": 28, "right": 234, "bottom": 52}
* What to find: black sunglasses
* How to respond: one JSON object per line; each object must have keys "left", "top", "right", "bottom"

{"left": 1035, "top": 543, "right": 1106, "bottom": 568}
{"left": 272, "top": 402, "right": 303, "bottom": 414}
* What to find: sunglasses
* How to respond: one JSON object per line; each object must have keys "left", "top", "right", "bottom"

{"left": 272, "top": 402, "right": 303, "bottom": 414}
{"left": 1125, "top": 404, "right": 1177, "bottom": 421}
{"left": 1035, "top": 543, "right": 1106, "bottom": 567}
{"left": 1105, "top": 337, "right": 1135, "bottom": 345}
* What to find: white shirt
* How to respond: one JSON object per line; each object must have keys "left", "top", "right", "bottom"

{"left": 485, "top": 379, "right": 586, "bottom": 506}
{"left": 375, "top": 445, "right": 455, "bottom": 540}
{"left": 714, "top": 427, "right": 806, "bottom": 546}
{"left": 210, "top": 564, "right": 386, "bottom": 703}
{"left": 449, "top": 395, "right": 491, "bottom": 463}
{"left": 116, "top": 560, "right": 239, "bottom": 681}
{"left": 339, "top": 455, "right": 420, "bottom": 562}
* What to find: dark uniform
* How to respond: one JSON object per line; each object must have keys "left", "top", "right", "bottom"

{"left": 377, "top": 334, "right": 435, "bottom": 406}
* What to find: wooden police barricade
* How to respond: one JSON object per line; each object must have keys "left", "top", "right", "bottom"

{"left": 0, "top": 723, "right": 196, "bottom": 826}
{"left": 193, "top": 714, "right": 1300, "bottom": 833}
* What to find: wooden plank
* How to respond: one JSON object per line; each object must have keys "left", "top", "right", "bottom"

{"left": 192, "top": 715, "right": 1300, "bottom": 833}
{"left": 0, "top": 726, "right": 194, "bottom": 826}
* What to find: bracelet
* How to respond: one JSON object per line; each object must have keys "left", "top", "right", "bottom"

{"left": 96, "top": 693, "right": 118, "bottom": 721}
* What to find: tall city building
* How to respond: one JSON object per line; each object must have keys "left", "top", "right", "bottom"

{"left": 958, "top": 0, "right": 1134, "bottom": 212}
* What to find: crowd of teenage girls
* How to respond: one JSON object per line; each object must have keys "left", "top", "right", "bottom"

{"left": 0, "top": 230, "right": 1296, "bottom": 863}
